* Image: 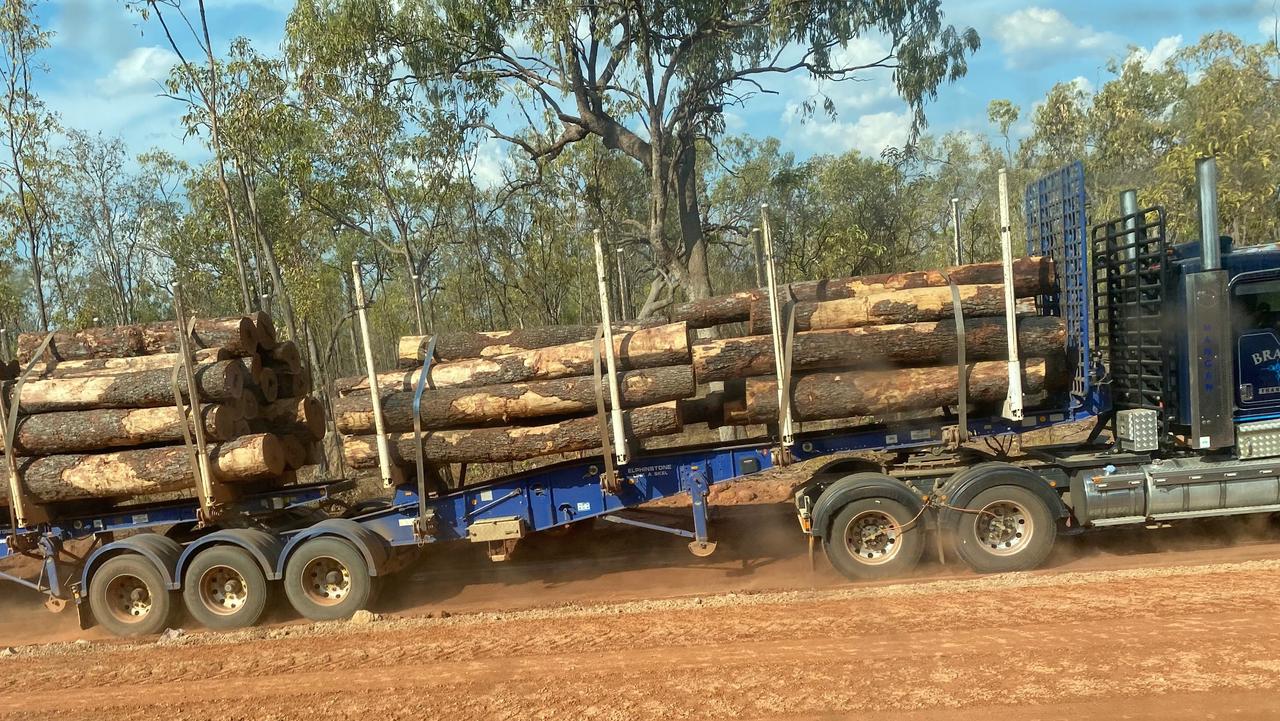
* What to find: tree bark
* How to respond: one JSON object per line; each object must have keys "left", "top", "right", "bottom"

{"left": 249, "top": 396, "right": 325, "bottom": 440}
{"left": 14, "top": 360, "right": 246, "bottom": 412}
{"left": 12, "top": 404, "right": 238, "bottom": 455}
{"left": 332, "top": 365, "right": 695, "bottom": 433}
{"left": 280, "top": 434, "right": 310, "bottom": 470}
{"left": 692, "top": 316, "right": 1066, "bottom": 382}
{"left": 341, "top": 401, "right": 683, "bottom": 466}
{"left": 249, "top": 310, "right": 277, "bottom": 350}
{"left": 340, "top": 322, "right": 690, "bottom": 394}
{"left": 27, "top": 348, "right": 228, "bottom": 377}
{"left": 674, "top": 256, "right": 1055, "bottom": 329}
{"left": 0, "top": 433, "right": 284, "bottom": 503}
{"left": 397, "top": 322, "right": 654, "bottom": 366}
{"left": 748, "top": 284, "right": 1008, "bottom": 335}
{"left": 738, "top": 359, "right": 1054, "bottom": 423}
{"left": 275, "top": 369, "right": 311, "bottom": 399}
{"left": 138, "top": 316, "right": 258, "bottom": 356}
{"left": 17, "top": 326, "right": 147, "bottom": 363}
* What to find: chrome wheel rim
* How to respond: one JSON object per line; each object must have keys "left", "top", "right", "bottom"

{"left": 974, "top": 500, "right": 1034, "bottom": 556}
{"left": 842, "top": 510, "right": 902, "bottom": 565}
{"left": 198, "top": 566, "right": 250, "bottom": 616}
{"left": 104, "top": 574, "right": 153, "bottom": 625}
{"left": 302, "top": 556, "right": 350, "bottom": 606}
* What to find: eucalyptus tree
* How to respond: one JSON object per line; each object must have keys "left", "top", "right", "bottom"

{"left": 286, "top": 0, "right": 979, "bottom": 313}
{"left": 0, "top": 0, "right": 57, "bottom": 330}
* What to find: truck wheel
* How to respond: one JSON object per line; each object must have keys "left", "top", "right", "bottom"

{"left": 284, "top": 537, "right": 374, "bottom": 621}
{"left": 824, "top": 497, "right": 924, "bottom": 581}
{"left": 88, "top": 554, "right": 178, "bottom": 638}
{"left": 182, "top": 546, "right": 270, "bottom": 630}
{"left": 952, "top": 485, "right": 1057, "bottom": 573}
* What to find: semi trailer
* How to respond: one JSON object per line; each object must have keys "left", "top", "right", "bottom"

{"left": 4, "top": 159, "right": 1277, "bottom": 638}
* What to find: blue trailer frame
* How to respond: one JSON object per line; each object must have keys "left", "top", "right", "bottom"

{"left": 0, "top": 163, "right": 1099, "bottom": 624}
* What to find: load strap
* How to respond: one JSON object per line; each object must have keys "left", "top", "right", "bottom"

{"left": 945, "top": 277, "right": 969, "bottom": 444}
{"left": 592, "top": 331, "right": 622, "bottom": 495}
{"left": 3, "top": 331, "right": 55, "bottom": 531}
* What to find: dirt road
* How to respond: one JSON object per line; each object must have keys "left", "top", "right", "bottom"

{"left": 3, "top": 508, "right": 1280, "bottom": 720}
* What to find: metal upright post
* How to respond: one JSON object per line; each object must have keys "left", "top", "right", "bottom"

{"left": 351, "top": 263, "right": 396, "bottom": 488}
{"left": 761, "top": 205, "right": 794, "bottom": 448}
{"left": 1120, "top": 189, "right": 1140, "bottom": 269}
{"left": 592, "top": 229, "right": 629, "bottom": 467}
{"left": 950, "top": 198, "right": 962, "bottom": 266}
{"left": 997, "top": 169, "right": 1025, "bottom": 421}
{"left": 171, "top": 283, "right": 218, "bottom": 521}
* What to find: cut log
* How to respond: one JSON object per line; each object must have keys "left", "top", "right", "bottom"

{"left": 280, "top": 434, "right": 309, "bottom": 469}
{"left": 663, "top": 256, "right": 1055, "bottom": 328}
{"left": 275, "top": 370, "right": 311, "bottom": 398}
{"left": 138, "top": 316, "right": 258, "bottom": 356}
{"left": 246, "top": 366, "right": 279, "bottom": 404}
{"left": 238, "top": 392, "right": 259, "bottom": 420}
{"left": 249, "top": 310, "right": 278, "bottom": 350}
{"left": 676, "top": 392, "right": 727, "bottom": 428}
{"left": 396, "top": 322, "right": 654, "bottom": 366}
{"left": 693, "top": 316, "right": 1066, "bottom": 382}
{"left": 12, "top": 404, "right": 238, "bottom": 455}
{"left": 0, "top": 433, "right": 284, "bottom": 503}
{"left": 331, "top": 365, "right": 696, "bottom": 434}
{"left": 268, "top": 340, "right": 301, "bottom": 374}
{"left": 17, "top": 326, "right": 147, "bottom": 364}
{"left": 28, "top": 348, "right": 229, "bottom": 378}
{"left": 738, "top": 359, "right": 1054, "bottom": 423}
{"left": 250, "top": 396, "right": 325, "bottom": 440}
{"left": 342, "top": 401, "right": 683, "bottom": 466}
{"left": 748, "top": 284, "right": 1008, "bottom": 335}
{"left": 343, "top": 322, "right": 690, "bottom": 394}
{"left": 14, "top": 359, "right": 246, "bottom": 412}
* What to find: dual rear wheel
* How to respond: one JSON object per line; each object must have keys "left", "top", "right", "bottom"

{"left": 823, "top": 483, "right": 1057, "bottom": 581}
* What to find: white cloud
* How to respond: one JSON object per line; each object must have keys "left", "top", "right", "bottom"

{"left": 1069, "top": 75, "right": 1094, "bottom": 95}
{"left": 97, "top": 47, "right": 179, "bottom": 95}
{"left": 1128, "top": 35, "right": 1182, "bottom": 72}
{"left": 783, "top": 110, "right": 910, "bottom": 157}
{"left": 994, "top": 7, "right": 1122, "bottom": 67}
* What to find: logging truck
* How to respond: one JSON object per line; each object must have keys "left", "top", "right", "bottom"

{"left": 4, "top": 159, "right": 1279, "bottom": 638}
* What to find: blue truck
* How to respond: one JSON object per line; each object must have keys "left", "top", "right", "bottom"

{"left": 4, "top": 159, "right": 1277, "bottom": 637}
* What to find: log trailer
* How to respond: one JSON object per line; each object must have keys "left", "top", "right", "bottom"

{"left": 4, "top": 158, "right": 1278, "bottom": 637}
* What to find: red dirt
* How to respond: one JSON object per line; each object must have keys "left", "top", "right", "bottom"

{"left": 2, "top": 507, "right": 1280, "bottom": 719}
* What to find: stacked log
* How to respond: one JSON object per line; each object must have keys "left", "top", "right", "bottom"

{"left": 335, "top": 256, "right": 1068, "bottom": 474}
{"left": 1, "top": 314, "right": 324, "bottom": 506}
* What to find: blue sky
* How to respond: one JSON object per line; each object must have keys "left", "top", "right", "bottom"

{"left": 29, "top": 0, "right": 1280, "bottom": 176}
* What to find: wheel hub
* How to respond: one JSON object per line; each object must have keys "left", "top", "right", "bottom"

{"left": 303, "top": 556, "right": 351, "bottom": 606}
{"left": 843, "top": 510, "right": 901, "bottom": 565}
{"left": 198, "top": 566, "right": 250, "bottom": 615}
{"left": 975, "top": 500, "right": 1034, "bottom": 556}
{"left": 105, "top": 574, "right": 153, "bottom": 623}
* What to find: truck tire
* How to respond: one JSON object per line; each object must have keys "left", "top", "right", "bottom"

{"left": 952, "top": 485, "right": 1056, "bottom": 573}
{"left": 824, "top": 497, "right": 924, "bottom": 581}
{"left": 88, "top": 554, "right": 178, "bottom": 637}
{"left": 284, "top": 537, "right": 374, "bottom": 622}
{"left": 182, "top": 546, "right": 270, "bottom": 630}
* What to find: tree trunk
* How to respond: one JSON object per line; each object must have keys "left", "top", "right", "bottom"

{"left": 138, "top": 316, "right": 259, "bottom": 355}
{"left": 748, "top": 284, "right": 1008, "bottom": 335}
{"left": 738, "top": 359, "right": 1054, "bottom": 423}
{"left": 0, "top": 433, "right": 284, "bottom": 503}
{"left": 267, "top": 340, "right": 301, "bottom": 373}
{"left": 14, "top": 359, "right": 246, "bottom": 412}
{"left": 249, "top": 310, "right": 277, "bottom": 350}
{"left": 244, "top": 366, "right": 279, "bottom": 404}
{"left": 17, "top": 326, "right": 147, "bottom": 363}
{"left": 341, "top": 401, "right": 682, "bottom": 466}
{"left": 13, "top": 404, "right": 238, "bottom": 455}
{"left": 249, "top": 396, "right": 325, "bottom": 440}
{"left": 279, "top": 434, "right": 310, "bottom": 470}
{"left": 672, "top": 256, "right": 1055, "bottom": 329}
{"left": 675, "top": 138, "right": 712, "bottom": 301}
{"left": 397, "top": 322, "right": 653, "bottom": 366}
{"left": 692, "top": 316, "right": 1066, "bottom": 382}
{"left": 27, "top": 348, "right": 228, "bottom": 377}
{"left": 275, "top": 370, "right": 311, "bottom": 399}
{"left": 332, "top": 365, "right": 695, "bottom": 433}
{"left": 338, "top": 322, "right": 690, "bottom": 394}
